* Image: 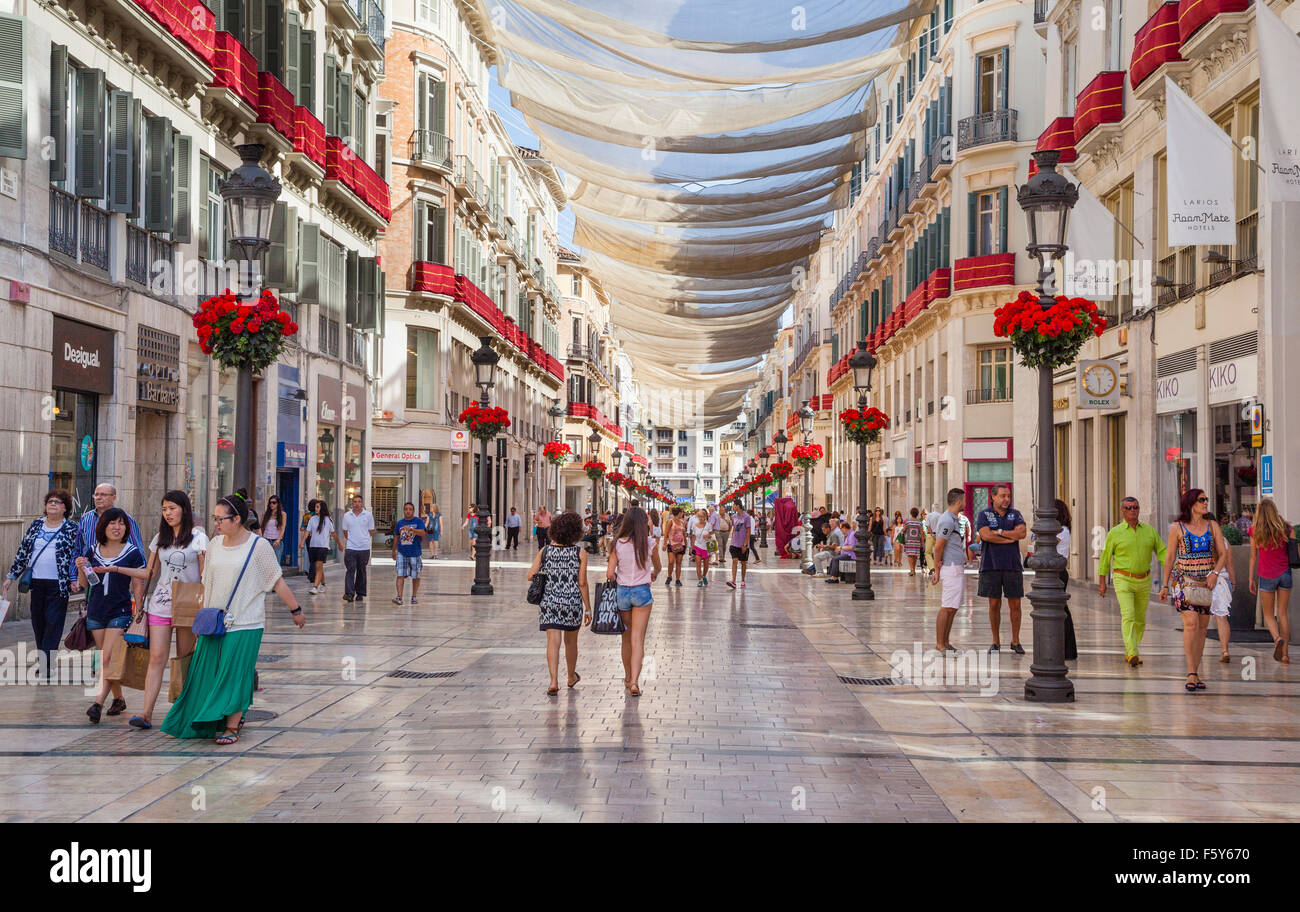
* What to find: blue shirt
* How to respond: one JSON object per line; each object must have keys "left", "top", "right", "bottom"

{"left": 976, "top": 506, "right": 1026, "bottom": 572}
{"left": 84, "top": 542, "right": 145, "bottom": 623}
{"left": 393, "top": 518, "right": 425, "bottom": 557}
{"left": 74, "top": 509, "right": 144, "bottom": 578}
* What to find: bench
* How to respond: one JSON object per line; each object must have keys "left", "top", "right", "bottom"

{"left": 838, "top": 558, "right": 856, "bottom": 583}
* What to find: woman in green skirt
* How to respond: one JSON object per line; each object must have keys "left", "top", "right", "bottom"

{"left": 162, "top": 495, "right": 305, "bottom": 745}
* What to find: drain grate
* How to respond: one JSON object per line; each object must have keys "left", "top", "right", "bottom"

{"left": 242, "top": 709, "right": 278, "bottom": 722}
{"left": 838, "top": 674, "right": 899, "bottom": 686}
{"left": 258, "top": 654, "right": 289, "bottom": 663}
{"left": 386, "top": 669, "right": 459, "bottom": 679}
{"left": 740, "top": 623, "right": 798, "bottom": 629}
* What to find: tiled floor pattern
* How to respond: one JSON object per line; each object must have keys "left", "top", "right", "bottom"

{"left": 0, "top": 551, "right": 1294, "bottom": 822}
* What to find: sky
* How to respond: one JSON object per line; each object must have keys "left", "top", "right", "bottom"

{"left": 490, "top": 68, "right": 577, "bottom": 249}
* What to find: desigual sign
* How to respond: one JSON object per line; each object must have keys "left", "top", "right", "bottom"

{"left": 52, "top": 317, "right": 114, "bottom": 395}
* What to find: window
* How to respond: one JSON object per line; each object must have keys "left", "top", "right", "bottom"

{"left": 406, "top": 327, "right": 437, "bottom": 410}
{"left": 678, "top": 446, "right": 687, "bottom": 457}
{"left": 1106, "top": 0, "right": 1124, "bottom": 72}
{"left": 416, "top": 201, "right": 446, "bottom": 264}
{"left": 943, "top": 0, "right": 953, "bottom": 30}
{"left": 975, "top": 49, "right": 1007, "bottom": 114}
{"left": 657, "top": 429, "right": 672, "bottom": 440}
{"left": 1062, "top": 37, "right": 1078, "bottom": 116}
{"left": 703, "top": 446, "right": 713, "bottom": 456}
{"left": 969, "top": 188, "right": 1008, "bottom": 256}
{"left": 678, "top": 462, "right": 688, "bottom": 471}
{"left": 571, "top": 273, "right": 582, "bottom": 295}
{"left": 704, "top": 479, "right": 714, "bottom": 489}
{"left": 704, "top": 430, "right": 713, "bottom": 440}
{"left": 978, "top": 347, "right": 1013, "bottom": 401}
{"left": 1103, "top": 179, "right": 1134, "bottom": 319}
{"left": 704, "top": 464, "right": 713, "bottom": 473}
{"left": 416, "top": 0, "right": 439, "bottom": 24}
{"left": 678, "top": 430, "right": 687, "bottom": 441}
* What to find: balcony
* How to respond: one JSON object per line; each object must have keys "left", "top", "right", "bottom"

{"left": 952, "top": 252, "right": 1016, "bottom": 291}
{"left": 49, "top": 187, "right": 78, "bottom": 259}
{"left": 326, "top": 0, "right": 364, "bottom": 30}
{"left": 887, "top": 203, "right": 904, "bottom": 240}
{"left": 409, "top": 130, "right": 453, "bottom": 172}
{"left": 1177, "top": 0, "right": 1252, "bottom": 54}
{"left": 1157, "top": 247, "right": 1197, "bottom": 305}
{"left": 1074, "top": 71, "right": 1125, "bottom": 151}
{"left": 1028, "top": 117, "right": 1077, "bottom": 177}
{"left": 454, "top": 155, "right": 479, "bottom": 203}
{"left": 149, "top": 235, "right": 175, "bottom": 294}
{"left": 79, "top": 201, "right": 111, "bottom": 272}
{"left": 354, "top": 0, "right": 385, "bottom": 61}
{"left": 410, "top": 261, "right": 456, "bottom": 297}
{"left": 958, "top": 109, "right": 1018, "bottom": 150}
{"left": 1034, "top": 0, "right": 1049, "bottom": 27}
{"left": 1130, "top": 3, "right": 1184, "bottom": 90}
{"left": 126, "top": 223, "right": 149, "bottom": 285}
{"left": 966, "top": 387, "right": 1014, "bottom": 405}
{"left": 931, "top": 134, "right": 954, "bottom": 179}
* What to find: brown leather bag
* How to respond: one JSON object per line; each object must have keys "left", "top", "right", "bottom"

{"left": 168, "top": 649, "right": 193, "bottom": 702}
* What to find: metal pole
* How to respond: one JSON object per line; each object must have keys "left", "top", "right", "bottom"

{"left": 852, "top": 389, "right": 874, "bottom": 600}
{"left": 233, "top": 367, "right": 255, "bottom": 496}
{"left": 1024, "top": 273, "right": 1074, "bottom": 701}
{"left": 801, "top": 467, "right": 813, "bottom": 573}
{"left": 471, "top": 390, "right": 494, "bottom": 596}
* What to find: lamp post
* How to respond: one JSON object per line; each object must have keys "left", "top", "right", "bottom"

{"left": 798, "top": 400, "right": 815, "bottom": 573}
{"left": 773, "top": 429, "right": 789, "bottom": 502}
{"left": 757, "top": 446, "right": 770, "bottom": 549}
{"left": 611, "top": 448, "right": 623, "bottom": 518}
{"left": 588, "top": 427, "right": 602, "bottom": 524}
{"left": 746, "top": 458, "right": 757, "bottom": 519}
{"left": 548, "top": 399, "right": 566, "bottom": 510}
{"left": 470, "top": 337, "right": 500, "bottom": 596}
{"left": 849, "top": 347, "right": 878, "bottom": 601}
{"left": 1017, "top": 149, "right": 1079, "bottom": 703}
{"left": 218, "top": 143, "right": 281, "bottom": 497}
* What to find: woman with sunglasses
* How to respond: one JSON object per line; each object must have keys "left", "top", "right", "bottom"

{"left": 1160, "top": 489, "right": 1229, "bottom": 693}
{"left": 260, "top": 496, "right": 286, "bottom": 563}
{"left": 162, "top": 494, "right": 305, "bottom": 745}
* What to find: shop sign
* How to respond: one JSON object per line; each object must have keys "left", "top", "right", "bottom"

{"left": 1079, "top": 359, "right": 1121, "bottom": 410}
{"left": 1208, "top": 355, "right": 1257, "bottom": 406}
{"left": 136, "top": 326, "right": 180, "bottom": 411}
{"left": 1261, "top": 454, "right": 1274, "bottom": 497}
{"left": 371, "top": 448, "right": 429, "bottom": 463}
{"left": 1155, "top": 370, "right": 1196, "bottom": 414}
{"left": 450, "top": 429, "right": 470, "bottom": 451}
{"left": 79, "top": 435, "right": 94, "bottom": 471}
{"left": 277, "top": 442, "right": 307, "bottom": 467}
{"left": 317, "top": 375, "right": 365, "bottom": 426}
{"left": 52, "top": 317, "right": 114, "bottom": 395}
{"left": 1251, "top": 403, "right": 1264, "bottom": 448}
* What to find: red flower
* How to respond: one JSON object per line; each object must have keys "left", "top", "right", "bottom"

{"left": 230, "top": 320, "right": 245, "bottom": 335}
{"left": 247, "top": 318, "right": 262, "bottom": 333}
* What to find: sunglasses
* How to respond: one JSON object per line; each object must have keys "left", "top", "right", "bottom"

{"left": 1196, "top": 496, "right": 1209, "bottom": 504}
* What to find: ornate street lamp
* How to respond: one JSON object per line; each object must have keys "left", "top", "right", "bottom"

{"left": 772, "top": 428, "right": 789, "bottom": 514}
{"left": 588, "top": 427, "right": 602, "bottom": 521}
{"left": 798, "top": 400, "right": 816, "bottom": 573}
{"left": 218, "top": 143, "right": 281, "bottom": 497}
{"left": 470, "top": 337, "right": 500, "bottom": 595}
{"left": 850, "top": 346, "right": 878, "bottom": 601}
{"left": 611, "top": 448, "right": 624, "bottom": 517}
{"left": 1018, "top": 149, "right": 1079, "bottom": 703}
{"left": 757, "top": 446, "right": 771, "bottom": 549}
{"left": 548, "top": 399, "right": 566, "bottom": 510}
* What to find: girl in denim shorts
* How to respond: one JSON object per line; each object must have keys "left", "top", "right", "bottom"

{"left": 607, "top": 507, "right": 662, "bottom": 697}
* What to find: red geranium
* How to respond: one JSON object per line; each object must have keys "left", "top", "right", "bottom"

{"left": 791, "top": 443, "right": 823, "bottom": 470}
{"left": 543, "top": 441, "right": 571, "bottom": 466}
{"left": 458, "top": 402, "right": 511, "bottom": 441}
{"left": 583, "top": 460, "right": 606, "bottom": 481}
{"left": 840, "top": 407, "right": 890, "bottom": 445}
{"left": 192, "top": 289, "right": 299, "bottom": 369}
{"left": 993, "top": 290, "right": 1107, "bottom": 369}
{"left": 770, "top": 461, "right": 794, "bottom": 481}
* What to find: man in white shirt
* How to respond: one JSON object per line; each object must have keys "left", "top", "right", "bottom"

{"left": 929, "top": 488, "right": 972, "bottom": 653}
{"left": 340, "top": 495, "right": 375, "bottom": 602}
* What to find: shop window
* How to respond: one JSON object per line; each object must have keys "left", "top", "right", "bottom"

{"left": 406, "top": 326, "right": 438, "bottom": 411}
{"left": 49, "top": 390, "right": 98, "bottom": 516}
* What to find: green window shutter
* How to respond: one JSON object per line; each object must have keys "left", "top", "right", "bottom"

{"left": 143, "top": 116, "right": 173, "bottom": 232}
{"left": 377, "top": 268, "right": 386, "bottom": 339}
{"left": 338, "top": 72, "right": 353, "bottom": 144}
{"left": 173, "top": 133, "right": 192, "bottom": 242}
{"left": 967, "top": 192, "right": 977, "bottom": 258}
{"left": 871, "top": 289, "right": 879, "bottom": 330}
{"left": 129, "top": 99, "right": 142, "bottom": 219}
{"left": 432, "top": 80, "right": 446, "bottom": 134}
{"left": 284, "top": 10, "right": 300, "bottom": 106}
{"left": 264, "top": 201, "right": 298, "bottom": 288}
{"left": 433, "top": 206, "right": 446, "bottom": 262}
{"left": 248, "top": 0, "right": 265, "bottom": 71}
{"left": 49, "top": 45, "right": 67, "bottom": 179}
{"left": 264, "top": 0, "right": 283, "bottom": 81}
{"left": 345, "top": 248, "right": 358, "bottom": 323}
{"left": 0, "top": 15, "right": 23, "bottom": 159}
{"left": 357, "top": 257, "right": 377, "bottom": 331}
{"left": 323, "top": 54, "right": 337, "bottom": 133}
{"left": 198, "top": 152, "right": 210, "bottom": 256}
{"left": 999, "top": 47, "right": 1010, "bottom": 110}
{"left": 354, "top": 91, "right": 365, "bottom": 157}
{"left": 941, "top": 206, "right": 951, "bottom": 267}
{"left": 107, "top": 90, "right": 134, "bottom": 212}
{"left": 299, "top": 30, "right": 315, "bottom": 114}
{"left": 997, "top": 186, "right": 1009, "bottom": 254}
{"left": 208, "top": 0, "right": 224, "bottom": 26}
{"left": 221, "top": 0, "right": 242, "bottom": 41}
{"left": 298, "top": 222, "right": 320, "bottom": 303}
{"left": 414, "top": 199, "right": 426, "bottom": 260}
{"left": 74, "top": 68, "right": 106, "bottom": 198}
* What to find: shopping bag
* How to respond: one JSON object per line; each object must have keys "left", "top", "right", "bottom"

{"left": 0, "top": 597, "right": 10, "bottom": 630}
{"left": 590, "top": 582, "right": 625, "bottom": 635}
{"left": 170, "top": 581, "right": 205, "bottom": 626}
{"left": 168, "top": 650, "right": 193, "bottom": 702}
{"left": 106, "top": 643, "right": 150, "bottom": 689}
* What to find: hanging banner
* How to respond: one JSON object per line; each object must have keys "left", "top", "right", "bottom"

{"left": 1257, "top": 3, "right": 1300, "bottom": 202}
{"left": 1061, "top": 179, "right": 1117, "bottom": 300}
{"left": 1165, "top": 76, "right": 1235, "bottom": 245}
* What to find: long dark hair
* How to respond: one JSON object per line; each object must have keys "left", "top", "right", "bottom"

{"left": 261, "top": 496, "right": 285, "bottom": 532}
{"left": 156, "top": 490, "right": 195, "bottom": 549}
{"left": 618, "top": 507, "right": 650, "bottom": 569}
{"left": 1054, "top": 499, "right": 1072, "bottom": 530}
{"left": 314, "top": 498, "right": 331, "bottom": 520}
{"left": 1178, "top": 488, "right": 1207, "bottom": 525}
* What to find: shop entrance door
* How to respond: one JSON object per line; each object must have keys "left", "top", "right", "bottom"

{"left": 965, "top": 483, "right": 1010, "bottom": 523}
{"left": 371, "top": 474, "right": 403, "bottom": 548}
{"left": 277, "top": 470, "right": 299, "bottom": 569}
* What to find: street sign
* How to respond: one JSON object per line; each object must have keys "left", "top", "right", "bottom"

{"left": 1261, "top": 454, "right": 1274, "bottom": 497}
{"left": 1251, "top": 403, "right": 1263, "bottom": 448}
{"left": 451, "top": 429, "right": 470, "bottom": 451}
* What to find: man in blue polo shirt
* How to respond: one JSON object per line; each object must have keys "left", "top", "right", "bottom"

{"left": 975, "top": 484, "right": 1027, "bottom": 654}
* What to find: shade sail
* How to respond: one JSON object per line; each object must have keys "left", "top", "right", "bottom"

{"left": 476, "top": 0, "right": 930, "bottom": 425}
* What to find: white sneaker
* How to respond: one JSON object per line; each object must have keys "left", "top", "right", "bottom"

{"left": 308, "top": 585, "right": 319, "bottom": 594}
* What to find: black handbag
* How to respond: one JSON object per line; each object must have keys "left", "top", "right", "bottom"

{"left": 526, "top": 547, "right": 548, "bottom": 605}
{"left": 590, "top": 582, "right": 625, "bottom": 635}
{"left": 1288, "top": 534, "right": 1300, "bottom": 570}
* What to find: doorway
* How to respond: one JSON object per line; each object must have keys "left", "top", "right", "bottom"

{"left": 965, "top": 483, "right": 1010, "bottom": 522}
{"left": 371, "top": 473, "right": 404, "bottom": 548}
{"left": 277, "top": 469, "right": 299, "bottom": 569}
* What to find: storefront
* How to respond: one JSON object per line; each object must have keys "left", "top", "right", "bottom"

{"left": 316, "top": 375, "right": 365, "bottom": 516}
{"left": 50, "top": 317, "right": 114, "bottom": 515}
{"left": 135, "top": 325, "right": 181, "bottom": 513}
{"left": 962, "top": 437, "right": 1014, "bottom": 517}
{"left": 370, "top": 448, "right": 432, "bottom": 540}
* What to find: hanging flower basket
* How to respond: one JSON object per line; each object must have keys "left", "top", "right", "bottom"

{"left": 993, "top": 290, "right": 1107, "bottom": 370}
{"left": 770, "top": 461, "right": 794, "bottom": 481}
{"left": 752, "top": 472, "right": 774, "bottom": 490}
{"left": 458, "top": 401, "right": 511, "bottom": 441}
{"left": 583, "top": 460, "right": 606, "bottom": 481}
{"left": 621, "top": 475, "right": 640, "bottom": 490}
{"left": 840, "top": 407, "right": 890, "bottom": 446}
{"left": 1236, "top": 465, "right": 1257, "bottom": 486}
{"left": 791, "top": 443, "right": 823, "bottom": 470}
{"left": 192, "top": 289, "right": 299, "bottom": 374}
{"left": 543, "top": 441, "right": 571, "bottom": 466}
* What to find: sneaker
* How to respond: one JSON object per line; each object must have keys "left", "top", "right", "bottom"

{"left": 308, "top": 586, "right": 320, "bottom": 595}
{"left": 410, "top": 597, "right": 418, "bottom": 605}
{"left": 697, "top": 579, "right": 705, "bottom": 587}
{"left": 392, "top": 597, "right": 403, "bottom": 605}
{"left": 675, "top": 579, "right": 683, "bottom": 587}
{"left": 739, "top": 582, "right": 746, "bottom": 588}
{"left": 825, "top": 578, "right": 840, "bottom": 584}
{"left": 988, "top": 644, "right": 1000, "bottom": 653}
{"left": 726, "top": 580, "right": 736, "bottom": 589}
{"left": 1010, "top": 643, "right": 1025, "bottom": 655}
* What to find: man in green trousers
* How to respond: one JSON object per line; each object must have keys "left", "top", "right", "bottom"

{"left": 1097, "top": 496, "right": 1168, "bottom": 667}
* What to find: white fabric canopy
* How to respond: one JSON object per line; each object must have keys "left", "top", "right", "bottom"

{"left": 478, "top": 0, "right": 930, "bottom": 425}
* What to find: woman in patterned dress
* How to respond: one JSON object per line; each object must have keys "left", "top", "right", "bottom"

{"left": 1160, "top": 488, "right": 1229, "bottom": 693}
{"left": 527, "top": 511, "right": 591, "bottom": 696}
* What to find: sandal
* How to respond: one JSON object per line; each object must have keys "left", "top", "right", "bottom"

{"left": 1185, "top": 674, "right": 1198, "bottom": 692}
{"left": 546, "top": 685, "right": 559, "bottom": 696}
{"left": 1220, "top": 652, "right": 1230, "bottom": 664}
{"left": 238, "top": 713, "right": 247, "bottom": 731}
{"left": 1276, "top": 639, "right": 1286, "bottom": 662}
{"left": 106, "top": 697, "right": 127, "bottom": 716}
{"left": 629, "top": 684, "right": 641, "bottom": 697}
{"left": 567, "top": 672, "right": 581, "bottom": 689}
{"left": 128, "top": 715, "right": 152, "bottom": 729}
{"left": 216, "top": 730, "right": 239, "bottom": 745}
